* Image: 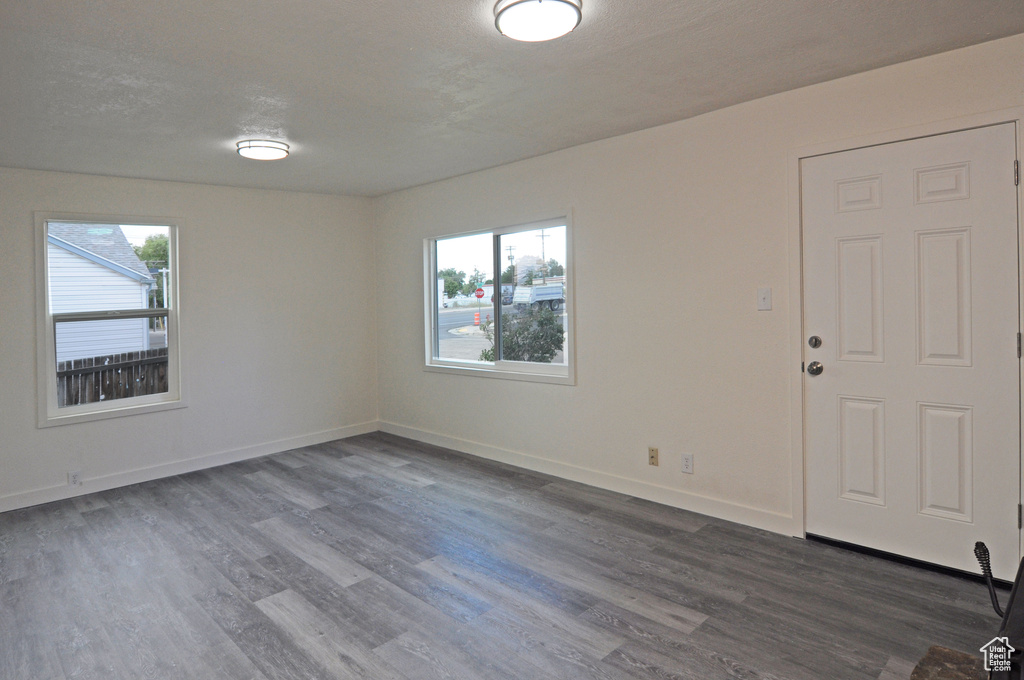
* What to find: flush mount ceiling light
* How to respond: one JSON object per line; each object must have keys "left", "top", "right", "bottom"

{"left": 236, "top": 139, "right": 290, "bottom": 161}
{"left": 494, "top": 0, "right": 582, "bottom": 42}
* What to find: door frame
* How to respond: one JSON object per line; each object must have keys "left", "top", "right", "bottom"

{"left": 786, "top": 107, "right": 1024, "bottom": 548}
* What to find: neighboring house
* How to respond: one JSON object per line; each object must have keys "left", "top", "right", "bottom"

{"left": 47, "top": 223, "right": 155, "bottom": 363}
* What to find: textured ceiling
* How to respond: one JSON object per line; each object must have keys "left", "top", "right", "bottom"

{"left": 1, "top": 1, "right": 1023, "bottom": 197}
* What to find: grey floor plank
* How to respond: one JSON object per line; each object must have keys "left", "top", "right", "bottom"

{"left": 372, "top": 630, "right": 490, "bottom": 680}
{"left": 71, "top": 493, "right": 110, "bottom": 514}
{"left": 324, "top": 499, "right": 452, "bottom": 561}
{"left": 244, "top": 469, "right": 329, "bottom": 511}
{"left": 622, "top": 496, "right": 710, "bottom": 533}
{"left": 0, "top": 432, "right": 1000, "bottom": 679}
{"left": 417, "top": 554, "right": 627, "bottom": 659}
{"left": 468, "top": 603, "right": 637, "bottom": 680}
{"left": 180, "top": 468, "right": 279, "bottom": 523}
{"left": 194, "top": 586, "right": 336, "bottom": 680}
{"left": 0, "top": 579, "right": 67, "bottom": 680}
{"left": 252, "top": 515, "right": 375, "bottom": 587}
{"left": 536, "top": 517, "right": 750, "bottom": 608}
{"left": 43, "top": 558, "right": 135, "bottom": 680}
{"left": 199, "top": 641, "right": 273, "bottom": 680}
{"left": 332, "top": 438, "right": 420, "bottom": 467}
{"left": 178, "top": 523, "right": 287, "bottom": 602}
{"left": 345, "top": 573, "right": 460, "bottom": 641}
{"left": 373, "top": 623, "right": 550, "bottom": 680}
{"left": 96, "top": 583, "right": 199, "bottom": 680}
{"left": 310, "top": 503, "right": 435, "bottom": 569}
{"left": 356, "top": 550, "right": 495, "bottom": 624}
{"left": 255, "top": 589, "right": 411, "bottom": 679}
{"left": 406, "top": 480, "right": 561, "bottom": 537}
{"left": 331, "top": 453, "right": 438, "bottom": 487}
{"left": 435, "top": 535, "right": 601, "bottom": 616}
{"left": 603, "top": 639, "right": 790, "bottom": 680}
{"left": 257, "top": 552, "right": 407, "bottom": 649}
{"left": 270, "top": 451, "right": 309, "bottom": 469}
{"left": 500, "top": 538, "right": 710, "bottom": 633}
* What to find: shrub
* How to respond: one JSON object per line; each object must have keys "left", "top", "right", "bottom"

{"left": 479, "top": 308, "right": 563, "bottom": 363}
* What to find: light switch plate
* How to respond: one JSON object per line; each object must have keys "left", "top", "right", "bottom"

{"left": 757, "top": 287, "right": 772, "bottom": 311}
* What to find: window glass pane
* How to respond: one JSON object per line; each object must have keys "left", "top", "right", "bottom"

{"left": 499, "top": 225, "right": 567, "bottom": 365}
{"left": 54, "top": 317, "right": 169, "bottom": 407}
{"left": 46, "top": 222, "right": 173, "bottom": 410}
{"left": 435, "top": 232, "right": 495, "bottom": 362}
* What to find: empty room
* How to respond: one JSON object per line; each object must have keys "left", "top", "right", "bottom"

{"left": 3, "top": 2, "right": 1024, "bottom": 678}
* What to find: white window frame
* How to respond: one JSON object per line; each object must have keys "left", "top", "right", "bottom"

{"left": 35, "top": 212, "right": 185, "bottom": 427}
{"left": 424, "top": 216, "right": 575, "bottom": 385}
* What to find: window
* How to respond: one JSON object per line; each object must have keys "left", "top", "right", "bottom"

{"left": 425, "top": 217, "right": 573, "bottom": 383}
{"left": 35, "top": 214, "right": 183, "bottom": 426}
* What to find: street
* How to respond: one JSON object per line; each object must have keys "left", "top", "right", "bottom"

{"left": 438, "top": 304, "right": 496, "bottom": 334}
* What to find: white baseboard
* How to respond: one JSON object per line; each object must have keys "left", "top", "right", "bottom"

{"left": 0, "top": 420, "right": 380, "bottom": 513}
{"left": 379, "top": 421, "right": 801, "bottom": 537}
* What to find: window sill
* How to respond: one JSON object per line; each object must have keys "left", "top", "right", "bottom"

{"left": 38, "top": 397, "right": 187, "bottom": 428}
{"left": 424, "top": 361, "right": 575, "bottom": 385}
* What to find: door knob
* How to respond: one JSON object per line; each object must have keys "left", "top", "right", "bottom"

{"left": 807, "top": 361, "right": 823, "bottom": 376}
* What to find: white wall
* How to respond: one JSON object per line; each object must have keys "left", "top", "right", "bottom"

{"left": 0, "top": 169, "right": 379, "bottom": 510}
{"left": 373, "top": 34, "right": 1024, "bottom": 534}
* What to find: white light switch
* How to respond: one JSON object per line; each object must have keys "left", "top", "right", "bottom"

{"left": 757, "top": 287, "right": 772, "bottom": 311}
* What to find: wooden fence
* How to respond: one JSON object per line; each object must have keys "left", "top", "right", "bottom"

{"left": 56, "top": 348, "right": 168, "bottom": 408}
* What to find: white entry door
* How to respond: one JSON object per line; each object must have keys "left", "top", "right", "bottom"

{"left": 802, "top": 123, "right": 1021, "bottom": 580}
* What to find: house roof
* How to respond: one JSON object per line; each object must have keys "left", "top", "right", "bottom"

{"left": 48, "top": 223, "right": 155, "bottom": 283}
{"left": 1, "top": 2, "right": 1022, "bottom": 197}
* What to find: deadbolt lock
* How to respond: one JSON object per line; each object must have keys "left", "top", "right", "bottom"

{"left": 808, "top": 335, "right": 822, "bottom": 349}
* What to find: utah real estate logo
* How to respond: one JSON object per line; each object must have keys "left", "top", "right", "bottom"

{"left": 981, "top": 636, "right": 1015, "bottom": 673}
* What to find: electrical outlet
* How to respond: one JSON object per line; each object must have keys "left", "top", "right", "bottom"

{"left": 648, "top": 447, "right": 659, "bottom": 466}
{"left": 67, "top": 470, "right": 83, "bottom": 487}
{"left": 681, "top": 454, "right": 694, "bottom": 475}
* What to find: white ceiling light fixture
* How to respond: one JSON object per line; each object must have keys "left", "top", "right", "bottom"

{"left": 236, "top": 139, "right": 290, "bottom": 161}
{"left": 494, "top": 0, "right": 582, "bottom": 42}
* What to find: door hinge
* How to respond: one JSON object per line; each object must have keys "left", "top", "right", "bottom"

{"left": 1016, "top": 160, "right": 1020, "bottom": 186}
{"left": 1018, "top": 332, "right": 1021, "bottom": 359}
{"left": 1018, "top": 503, "right": 1021, "bottom": 530}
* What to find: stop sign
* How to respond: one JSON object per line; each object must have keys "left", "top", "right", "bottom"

{"left": 474, "top": 288, "right": 485, "bottom": 299}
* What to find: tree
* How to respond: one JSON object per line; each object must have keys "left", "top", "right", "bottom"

{"left": 134, "top": 234, "right": 169, "bottom": 268}
{"left": 479, "top": 308, "right": 564, "bottom": 363}
{"left": 462, "top": 268, "right": 486, "bottom": 296}
{"left": 546, "top": 258, "right": 564, "bottom": 277}
{"left": 500, "top": 263, "right": 516, "bottom": 284}
{"left": 133, "top": 234, "right": 169, "bottom": 308}
{"left": 437, "top": 267, "right": 465, "bottom": 299}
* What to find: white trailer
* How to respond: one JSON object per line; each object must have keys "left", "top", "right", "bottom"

{"left": 512, "top": 283, "right": 564, "bottom": 311}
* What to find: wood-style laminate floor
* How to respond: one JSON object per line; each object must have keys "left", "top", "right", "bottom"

{"left": 0, "top": 433, "right": 998, "bottom": 679}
